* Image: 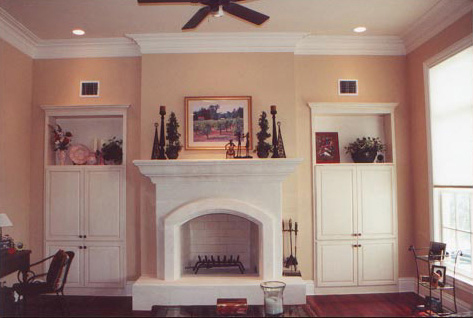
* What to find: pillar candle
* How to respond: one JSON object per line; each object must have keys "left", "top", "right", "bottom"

{"left": 270, "top": 105, "right": 277, "bottom": 113}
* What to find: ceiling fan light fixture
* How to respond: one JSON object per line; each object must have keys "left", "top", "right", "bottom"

{"left": 213, "top": 5, "right": 224, "bottom": 18}
{"left": 353, "top": 26, "right": 367, "bottom": 33}
{"left": 72, "top": 29, "right": 85, "bottom": 36}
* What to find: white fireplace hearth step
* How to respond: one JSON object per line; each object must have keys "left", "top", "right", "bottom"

{"left": 132, "top": 275, "right": 307, "bottom": 309}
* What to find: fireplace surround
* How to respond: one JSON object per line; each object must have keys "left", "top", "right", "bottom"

{"left": 133, "top": 159, "right": 305, "bottom": 308}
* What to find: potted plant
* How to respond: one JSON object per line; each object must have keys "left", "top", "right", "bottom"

{"left": 101, "top": 137, "right": 123, "bottom": 165}
{"left": 165, "top": 112, "right": 182, "bottom": 159}
{"left": 255, "top": 111, "right": 272, "bottom": 158}
{"left": 345, "top": 137, "right": 385, "bottom": 163}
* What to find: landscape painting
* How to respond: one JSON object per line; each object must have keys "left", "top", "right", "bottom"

{"left": 185, "top": 96, "right": 252, "bottom": 150}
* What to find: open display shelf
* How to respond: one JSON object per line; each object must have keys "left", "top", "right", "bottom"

{"left": 409, "top": 245, "right": 462, "bottom": 315}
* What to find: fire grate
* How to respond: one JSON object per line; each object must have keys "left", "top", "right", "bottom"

{"left": 188, "top": 255, "right": 246, "bottom": 274}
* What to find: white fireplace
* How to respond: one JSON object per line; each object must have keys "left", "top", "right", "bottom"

{"left": 133, "top": 159, "right": 305, "bottom": 309}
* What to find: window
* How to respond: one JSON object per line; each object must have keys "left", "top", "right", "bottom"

{"left": 427, "top": 40, "right": 473, "bottom": 279}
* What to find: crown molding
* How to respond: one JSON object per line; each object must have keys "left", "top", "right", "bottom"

{"left": 402, "top": 0, "right": 473, "bottom": 54}
{"left": 295, "top": 35, "right": 405, "bottom": 56}
{"left": 0, "top": 7, "right": 38, "bottom": 57}
{"left": 34, "top": 38, "right": 141, "bottom": 59}
{"left": 126, "top": 32, "right": 308, "bottom": 54}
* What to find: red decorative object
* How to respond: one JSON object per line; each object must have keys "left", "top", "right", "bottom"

{"left": 7, "top": 247, "right": 16, "bottom": 254}
{"left": 216, "top": 298, "right": 248, "bottom": 316}
{"left": 315, "top": 132, "right": 340, "bottom": 163}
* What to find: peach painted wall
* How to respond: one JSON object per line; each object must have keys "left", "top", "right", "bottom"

{"left": 139, "top": 53, "right": 412, "bottom": 280}
{"left": 139, "top": 53, "right": 297, "bottom": 275}
{"left": 0, "top": 39, "right": 33, "bottom": 258}
{"left": 294, "top": 55, "right": 412, "bottom": 278}
{"left": 31, "top": 57, "right": 142, "bottom": 280}
{"left": 407, "top": 12, "right": 472, "bottom": 303}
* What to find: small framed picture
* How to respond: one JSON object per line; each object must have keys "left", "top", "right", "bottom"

{"left": 431, "top": 265, "right": 446, "bottom": 287}
{"left": 315, "top": 132, "right": 340, "bottom": 163}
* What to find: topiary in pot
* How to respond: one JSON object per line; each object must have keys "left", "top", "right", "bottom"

{"left": 255, "top": 111, "right": 272, "bottom": 158}
{"left": 345, "top": 137, "right": 385, "bottom": 163}
{"left": 101, "top": 137, "right": 123, "bottom": 165}
{"left": 165, "top": 112, "right": 182, "bottom": 159}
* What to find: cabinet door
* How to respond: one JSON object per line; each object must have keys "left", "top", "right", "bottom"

{"left": 45, "top": 242, "right": 83, "bottom": 288}
{"left": 357, "top": 239, "right": 397, "bottom": 286}
{"left": 84, "top": 168, "right": 123, "bottom": 240}
{"left": 357, "top": 166, "right": 396, "bottom": 239}
{"left": 84, "top": 243, "right": 124, "bottom": 288}
{"left": 45, "top": 169, "right": 82, "bottom": 241}
{"left": 316, "top": 240, "right": 357, "bottom": 287}
{"left": 316, "top": 166, "right": 357, "bottom": 240}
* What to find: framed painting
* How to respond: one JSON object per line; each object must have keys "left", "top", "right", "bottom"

{"left": 185, "top": 96, "right": 252, "bottom": 150}
{"left": 315, "top": 132, "right": 340, "bottom": 163}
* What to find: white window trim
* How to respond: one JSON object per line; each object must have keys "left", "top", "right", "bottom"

{"left": 423, "top": 34, "right": 473, "bottom": 284}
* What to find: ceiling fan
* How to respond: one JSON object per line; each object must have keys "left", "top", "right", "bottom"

{"left": 137, "top": 0, "right": 270, "bottom": 30}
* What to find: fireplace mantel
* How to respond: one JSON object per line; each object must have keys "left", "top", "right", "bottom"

{"left": 133, "top": 158, "right": 303, "bottom": 182}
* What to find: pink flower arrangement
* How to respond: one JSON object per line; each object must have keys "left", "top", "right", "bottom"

{"left": 50, "top": 124, "right": 73, "bottom": 151}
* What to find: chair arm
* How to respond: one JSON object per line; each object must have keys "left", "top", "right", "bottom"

{"left": 28, "top": 254, "right": 55, "bottom": 268}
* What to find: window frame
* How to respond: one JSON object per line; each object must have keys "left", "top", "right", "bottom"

{"left": 424, "top": 34, "right": 473, "bottom": 283}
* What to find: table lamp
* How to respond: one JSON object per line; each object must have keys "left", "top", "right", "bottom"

{"left": 0, "top": 213, "right": 13, "bottom": 238}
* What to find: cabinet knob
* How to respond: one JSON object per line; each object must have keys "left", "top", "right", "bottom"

{"left": 79, "top": 246, "right": 83, "bottom": 249}
{"left": 84, "top": 246, "right": 87, "bottom": 249}
{"left": 358, "top": 244, "right": 362, "bottom": 247}
{"left": 84, "top": 235, "right": 87, "bottom": 239}
{"left": 353, "top": 244, "right": 358, "bottom": 248}
{"left": 79, "top": 235, "right": 83, "bottom": 238}
{"left": 358, "top": 233, "right": 362, "bottom": 236}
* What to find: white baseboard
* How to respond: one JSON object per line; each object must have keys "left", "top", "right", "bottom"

{"left": 63, "top": 281, "right": 135, "bottom": 297}
{"left": 305, "top": 280, "right": 315, "bottom": 295}
{"left": 398, "top": 277, "right": 416, "bottom": 293}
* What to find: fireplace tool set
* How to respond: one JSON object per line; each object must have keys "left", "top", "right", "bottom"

{"left": 186, "top": 255, "right": 246, "bottom": 274}
{"left": 283, "top": 219, "right": 301, "bottom": 276}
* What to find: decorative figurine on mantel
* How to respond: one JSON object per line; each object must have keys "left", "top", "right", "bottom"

{"left": 235, "top": 132, "right": 243, "bottom": 158}
{"left": 244, "top": 132, "right": 253, "bottom": 158}
{"left": 283, "top": 219, "right": 301, "bottom": 277}
{"left": 151, "top": 122, "right": 159, "bottom": 159}
{"left": 276, "top": 122, "right": 286, "bottom": 158}
{"left": 225, "top": 139, "right": 236, "bottom": 159}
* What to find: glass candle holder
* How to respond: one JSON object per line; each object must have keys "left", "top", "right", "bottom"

{"left": 260, "top": 281, "right": 286, "bottom": 316}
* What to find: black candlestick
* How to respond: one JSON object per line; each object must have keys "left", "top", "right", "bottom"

{"left": 158, "top": 106, "right": 166, "bottom": 160}
{"left": 270, "top": 105, "right": 279, "bottom": 158}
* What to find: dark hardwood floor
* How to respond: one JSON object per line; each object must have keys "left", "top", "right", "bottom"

{"left": 1, "top": 292, "right": 425, "bottom": 317}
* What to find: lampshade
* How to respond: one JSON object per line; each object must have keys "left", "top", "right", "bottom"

{"left": 0, "top": 213, "right": 13, "bottom": 227}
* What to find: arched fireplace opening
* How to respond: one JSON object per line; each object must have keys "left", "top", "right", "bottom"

{"left": 181, "top": 213, "right": 260, "bottom": 277}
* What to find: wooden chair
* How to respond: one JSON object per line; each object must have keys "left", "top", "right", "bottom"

{"left": 13, "top": 249, "right": 75, "bottom": 315}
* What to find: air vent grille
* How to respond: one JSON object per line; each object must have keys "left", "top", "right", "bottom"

{"left": 338, "top": 80, "right": 358, "bottom": 95}
{"left": 80, "top": 81, "right": 99, "bottom": 97}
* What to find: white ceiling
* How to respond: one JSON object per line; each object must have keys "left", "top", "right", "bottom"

{"left": 0, "top": 0, "right": 451, "bottom": 40}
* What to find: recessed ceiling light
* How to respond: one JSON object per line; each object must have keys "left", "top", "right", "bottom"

{"left": 353, "top": 26, "right": 367, "bottom": 33}
{"left": 72, "top": 29, "right": 85, "bottom": 36}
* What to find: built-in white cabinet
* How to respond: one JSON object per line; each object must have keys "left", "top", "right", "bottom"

{"left": 42, "top": 105, "right": 128, "bottom": 292}
{"left": 315, "top": 165, "right": 396, "bottom": 241}
{"left": 46, "top": 241, "right": 124, "bottom": 288}
{"left": 309, "top": 103, "right": 399, "bottom": 292}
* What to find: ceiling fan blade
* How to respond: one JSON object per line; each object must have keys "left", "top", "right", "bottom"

{"left": 138, "top": 0, "right": 197, "bottom": 3}
{"left": 182, "top": 6, "right": 212, "bottom": 30}
{"left": 223, "top": 2, "right": 269, "bottom": 25}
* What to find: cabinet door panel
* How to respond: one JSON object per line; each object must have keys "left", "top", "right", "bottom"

{"left": 85, "top": 169, "right": 122, "bottom": 240}
{"left": 85, "top": 244, "right": 123, "bottom": 288}
{"left": 316, "top": 241, "right": 357, "bottom": 287}
{"left": 358, "top": 239, "right": 397, "bottom": 286}
{"left": 357, "top": 166, "right": 396, "bottom": 239}
{"left": 316, "top": 167, "right": 356, "bottom": 240}
{"left": 46, "top": 170, "right": 82, "bottom": 240}
{"left": 45, "top": 242, "right": 83, "bottom": 287}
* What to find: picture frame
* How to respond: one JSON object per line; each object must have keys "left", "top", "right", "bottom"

{"left": 315, "top": 132, "right": 340, "bottom": 163}
{"left": 431, "top": 265, "right": 446, "bottom": 287}
{"left": 185, "top": 96, "right": 252, "bottom": 150}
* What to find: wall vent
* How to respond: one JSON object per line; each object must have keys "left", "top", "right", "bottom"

{"left": 338, "top": 79, "right": 358, "bottom": 96}
{"left": 80, "top": 81, "right": 99, "bottom": 97}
